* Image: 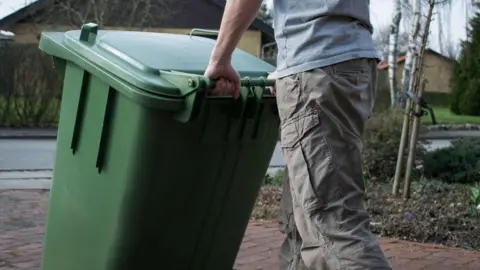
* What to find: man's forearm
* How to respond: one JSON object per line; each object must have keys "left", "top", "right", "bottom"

{"left": 210, "top": 0, "right": 263, "bottom": 65}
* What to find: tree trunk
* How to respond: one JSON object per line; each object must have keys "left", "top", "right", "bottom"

{"left": 388, "top": 0, "right": 402, "bottom": 107}
{"left": 401, "top": 0, "right": 435, "bottom": 199}
{"left": 401, "top": 0, "right": 421, "bottom": 96}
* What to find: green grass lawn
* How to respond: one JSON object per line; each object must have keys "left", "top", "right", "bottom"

{"left": 423, "top": 107, "right": 480, "bottom": 125}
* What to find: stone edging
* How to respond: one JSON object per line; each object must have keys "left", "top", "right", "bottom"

{"left": 427, "top": 124, "right": 480, "bottom": 131}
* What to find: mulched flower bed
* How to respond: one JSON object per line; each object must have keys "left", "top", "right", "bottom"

{"left": 251, "top": 180, "right": 480, "bottom": 250}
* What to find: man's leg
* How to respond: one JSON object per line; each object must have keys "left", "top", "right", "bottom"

{"left": 275, "top": 58, "right": 392, "bottom": 270}
{"left": 278, "top": 167, "right": 308, "bottom": 270}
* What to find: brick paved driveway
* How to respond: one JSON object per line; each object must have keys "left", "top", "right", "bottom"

{"left": 236, "top": 222, "right": 480, "bottom": 270}
{"left": 1, "top": 190, "right": 480, "bottom": 270}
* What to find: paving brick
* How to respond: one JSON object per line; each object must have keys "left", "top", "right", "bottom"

{"left": 462, "top": 260, "right": 480, "bottom": 270}
{"left": 12, "top": 260, "right": 41, "bottom": 268}
{"left": 235, "top": 254, "right": 268, "bottom": 266}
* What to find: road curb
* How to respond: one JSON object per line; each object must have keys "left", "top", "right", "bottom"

{"left": 1, "top": 129, "right": 480, "bottom": 140}
{"left": 0, "top": 135, "right": 57, "bottom": 139}
{"left": 0, "top": 170, "right": 53, "bottom": 180}
{"left": 420, "top": 130, "right": 480, "bottom": 140}
{"left": 0, "top": 170, "right": 52, "bottom": 190}
{"left": 0, "top": 129, "right": 57, "bottom": 139}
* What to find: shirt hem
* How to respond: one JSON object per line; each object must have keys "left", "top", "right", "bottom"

{"left": 271, "top": 51, "right": 380, "bottom": 79}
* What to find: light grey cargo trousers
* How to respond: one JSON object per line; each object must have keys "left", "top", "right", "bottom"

{"left": 276, "top": 58, "right": 392, "bottom": 270}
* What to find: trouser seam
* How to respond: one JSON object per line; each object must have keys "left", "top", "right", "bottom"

{"left": 290, "top": 212, "right": 298, "bottom": 270}
{"left": 300, "top": 138, "right": 346, "bottom": 270}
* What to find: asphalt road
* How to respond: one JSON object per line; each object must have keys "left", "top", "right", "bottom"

{"left": 0, "top": 138, "right": 453, "bottom": 172}
{"left": 0, "top": 139, "right": 56, "bottom": 171}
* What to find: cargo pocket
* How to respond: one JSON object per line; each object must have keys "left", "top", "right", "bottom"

{"left": 280, "top": 113, "right": 337, "bottom": 212}
{"left": 331, "top": 58, "right": 370, "bottom": 87}
{"left": 280, "top": 112, "right": 320, "bottom": 149}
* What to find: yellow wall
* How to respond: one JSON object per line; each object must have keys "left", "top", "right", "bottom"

{"left": 7, "top": 23, "right": 263, "bottom": 57}
{"left": 395, "top": 51, "right": 453, "bottom": 93}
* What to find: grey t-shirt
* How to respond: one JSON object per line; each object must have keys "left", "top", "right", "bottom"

{"left": 271, "top": 0, "right": 380, "bottom": 79}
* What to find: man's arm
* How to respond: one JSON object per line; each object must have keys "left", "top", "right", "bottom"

{"left": 209, "top": 0, "right": 263, "bottom": 65}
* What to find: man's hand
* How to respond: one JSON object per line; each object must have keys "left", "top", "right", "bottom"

{"left": 204, "top": 61, "right": 241, "bottom": 99}
{"left": 267, "top": 72, "right": 277, "bottom": 95}
{"left": 204, "top": 0, "right": 263, "bottom": 99}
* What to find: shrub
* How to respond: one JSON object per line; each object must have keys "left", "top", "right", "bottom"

{"left": 362, "top": 110, "right": 427, "bottom": 181}
{"left": 251, "top": 186, "right": 282, "bottom": 220}
{"left": 459, "top": 78, "right": 480, "bottom": 116}
{"left": 471, "top": 186, "right": 480, "bottom": 216}
{"left": 373, "top": 70, "right": 392, "bottom": 113}
{"left": 263, "top": 169, "right": 284, "bottom": 186}
{"left": 422, "top": 92, "right": 451, "bottom": 108}
{"left": 423, "top": 137, "right": 480, "bottom": 184}
{"left": 450, "top": 59, "right": 467, "bottom": 115}
{"left": 451, "top": 4, "right": 480, "bottom": 116}
{"left": 0, "top": 43, "right": 62, "bottom": 127}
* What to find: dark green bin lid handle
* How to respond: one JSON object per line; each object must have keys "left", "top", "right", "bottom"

{"left": 80, "top": 23, "right": 99, "bottom": 43}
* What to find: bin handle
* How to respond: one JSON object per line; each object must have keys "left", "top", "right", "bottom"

{"left": 197, "top": 77, "right": 273, "bottom": 120}
{"left": 189, "top": 28, "right": 219, "bottom": 38}
{"left": 197, "top": 76, "right": 275, "bottom": 89}
{"left": 160, "top": 71, "right": 274, "bottom": 123}
{"left": 174, "top": 77, "right": 273, "bottom": 123}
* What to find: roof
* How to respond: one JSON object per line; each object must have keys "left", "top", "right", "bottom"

{"left": 0, "top": 0, "right": 35, "bottom": 21}
{"left": 377, "top": 48, "right": 453, "bottom": 70}
{"left": 0, "top": 0, "right": 37, "bottom": 36}
{"left": 0, "top": 0, "right": 45, "bottom": 28}
{"left": 0, "top": 0, "right": 274, "bottom": 40}
{"left": 0, "top": 29, "right": 14, "bottom": 39}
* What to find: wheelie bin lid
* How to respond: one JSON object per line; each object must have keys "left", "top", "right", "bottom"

{"left": 39, "top": 23, "right": 275, "bottom": 97}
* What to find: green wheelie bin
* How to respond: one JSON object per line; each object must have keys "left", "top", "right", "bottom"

{"left": 39, "top": 23, "right": 279, "bottom": 270}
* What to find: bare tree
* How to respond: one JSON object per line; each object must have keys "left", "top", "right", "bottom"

{"left": 435, "top": 0, "right": 476, "bottom": 59}
{"left": 436, "top": 0, "right": 451, "bottom": 56}
{"left": 373, "top": 25, "right": 409, "bottom": 61}
{"left": 443, "top": 40, "right": 460, "bottom": 59}
{"left": 36, "top": 0, "right": 181, "bottom": 29}
{"left": 388, "top": 0, "right": 403, "bottom": 107}
{"left": 435, "top": 0, "right": 460, "bottom": 60}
